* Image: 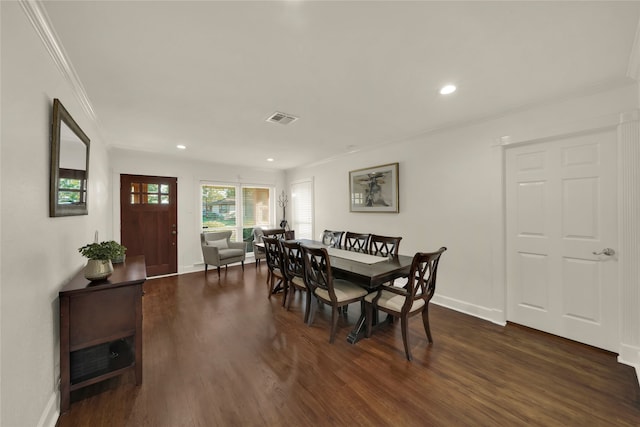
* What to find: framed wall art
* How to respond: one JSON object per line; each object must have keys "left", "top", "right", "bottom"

{"left": 349, "top": 162, "right": 399, "bottom": 213}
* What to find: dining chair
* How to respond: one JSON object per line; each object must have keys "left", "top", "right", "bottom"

{"left": 281, "top": 240, "right": 311, "bottom": 322}
{"left": 301, "top": 245, "right": 369, "bottom": 343}
{"left": 262, "top": 228, "right": 286, "bottom": 238}
{"left": 365, "top": 247, "right": 447, "bottom": 361}
{"left": 369, "top": 234, "right": 402, "bottom": 257}
{"left": 344, "top": 232, "right": 371, "bottom": 252}
{"left": 262, "top": 236, "right": 287, "bottom": 304}
{"left": 321, "top": 230, "right": 344, "bottom": 248}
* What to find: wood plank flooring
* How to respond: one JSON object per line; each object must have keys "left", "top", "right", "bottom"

{"left": 57, "top": 263, "right": 640, "bottom": 426}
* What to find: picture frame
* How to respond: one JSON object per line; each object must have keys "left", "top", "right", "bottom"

{"left": 349, "top": 162, "right": 399, "bottom": 213}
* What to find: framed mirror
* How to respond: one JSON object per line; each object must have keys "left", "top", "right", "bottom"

{"left": 50, "top": 98, "right": 90, "bottom": 217}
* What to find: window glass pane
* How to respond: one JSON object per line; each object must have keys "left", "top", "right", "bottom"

{"left": 58, "top": 190, "right": 81, "bottom": 205}
{"left": 242, "top": 187, "right": 270, "bottom": 228}
{"left": 131, "top": 194, "right": 140, "bottom": 204}
{"left": 161, "top": 195, "right": 169, "bottom": 204}
{"left": 147, "top": 183, "right": 158, "bottom": 193}
{"left": 202, "top": 185, "right": 236, "bottom": 231}
{"left": 146, "top": 194, "right": 159, "bottom": 204}
{"left": 131, "top": 183, "right": 140, "bottom": 192}
{"left": 59, "top": 178, "right": 82, "bottom": 190}
{"left": 160, "top": 184, "right": 169, "bottom": 194}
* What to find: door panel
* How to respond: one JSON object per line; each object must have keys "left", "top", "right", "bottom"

{"left": 121, "top": 175, "right": 177, "bottom": 276}
{"left": 506, "top": 129, "right": 618, "bottom": 351}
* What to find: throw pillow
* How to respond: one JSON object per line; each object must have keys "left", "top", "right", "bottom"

{"left": 207, "top": 239, "right": 228, "bottom": 249}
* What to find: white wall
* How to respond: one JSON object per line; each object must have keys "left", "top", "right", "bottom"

{"left": 109, "top": 148, "right": 286, "bottom": 273}
{"left": 1, "top": 3, "right": 112, "bottom": 426}
{"left": 286, "top": 84, "right": 639, "bottom": 326}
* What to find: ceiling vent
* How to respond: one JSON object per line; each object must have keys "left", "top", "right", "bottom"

{"left": 266, "top": 111, "right": 298, "bottom": 125}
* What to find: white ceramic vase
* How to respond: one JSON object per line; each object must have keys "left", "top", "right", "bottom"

{"left": 84, "top": 259, "right": 114, "bottom": 281}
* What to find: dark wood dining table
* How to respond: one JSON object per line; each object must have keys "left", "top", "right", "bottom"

{"left": 295, "top": 239, "right": 414, "bottom": 343}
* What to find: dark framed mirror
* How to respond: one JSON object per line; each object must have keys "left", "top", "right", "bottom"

{"left": 50, "top": 98, "right": 90, "bottom": 217}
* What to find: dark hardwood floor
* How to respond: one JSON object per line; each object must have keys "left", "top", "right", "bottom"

{"left": 57, "top": 263, "right": 640, "bottom": 426}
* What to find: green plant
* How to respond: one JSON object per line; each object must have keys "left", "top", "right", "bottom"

{"left": 105, "top": 240, "right": 127, "bottom": 258}
{"left": 78, "top": 240, "right": 126, "bottom": 260}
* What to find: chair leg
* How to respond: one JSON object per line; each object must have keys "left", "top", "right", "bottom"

{"left": 205, "top": 264, "right": 208, "bottom": 274}
{"left": 241, "top": 261, "right": 245, "bottom": 271}
{"left": 365, "top": 302, "right": 373, "bottom": 338}
{"left": 307, "top": 297, "right": 318, "bottom": 326}
{"left": 267, "top": 274, "right": 274, "bottom": 298}
{"left": 422, "top": 305, "right": 433, "bottom": 343}
{"left": 401, "top": 315, "right": 412, "bottom": 361}
{"left": 303, "top": 289, "right": 311, "bottom": 323}
{"left": 329, "top": 305, "right": 340, "bottom": 343}
{"left": 286, "top": 286, "right": 295, "bottom": 311}
{"left": 217, "top": 266, "right": 220, "bottom": 278}
{"left": 281, "top": 280, "right": 289, "bottom": 307}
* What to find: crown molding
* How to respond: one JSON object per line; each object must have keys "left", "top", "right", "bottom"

{"left": 19, "top": 0, "right": 97, "bottom": 122}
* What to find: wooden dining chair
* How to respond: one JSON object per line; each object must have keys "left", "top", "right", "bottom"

{"left": 301, "top": 245, "right": 369, "bottom": 343}
{"left": 365, "top": 247, "right": 447, "bottom": 360}
{"left": 321, "top": 230, "right": 344, "bottom": 248}
{"left": 369, "top": 234, "right": 402, "bottom": 257}
{"left": 344, "top": 232, "right": 370, "bottom": 252}
{"left": 281, "top": 240, "right": 311, "bottom": 322}
{"left": 262, "top": 236, "right": 287, "bottom": 304}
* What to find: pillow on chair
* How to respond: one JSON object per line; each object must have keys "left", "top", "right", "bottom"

{"left": 206, "top": 239, "right": 228, "bottom": 249}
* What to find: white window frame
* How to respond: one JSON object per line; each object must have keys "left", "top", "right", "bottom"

{"left": 200, "top": 181, "right": 276, "bottom": 242}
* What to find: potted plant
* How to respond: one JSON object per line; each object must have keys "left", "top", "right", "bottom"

{"left": 104, "top": 240, "right": 127, "bottom": 264}
{"left": 78, "top": 240, "right": 123, "bottom": 281}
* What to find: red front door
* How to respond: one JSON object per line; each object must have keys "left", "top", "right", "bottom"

{"left": 120, "top": 174, "right": 177, "bottom": 276}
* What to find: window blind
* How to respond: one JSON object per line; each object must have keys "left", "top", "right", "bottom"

{"left": 291, "top": 179, "right": 313, "bottom": 239}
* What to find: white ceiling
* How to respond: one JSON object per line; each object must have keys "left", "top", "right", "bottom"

{"left": 42, "top": 1, "right": 640, "bottom": 170}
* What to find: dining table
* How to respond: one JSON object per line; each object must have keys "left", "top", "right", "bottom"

{"left": 294, "top": 239, "right": 414, "bottom": 343}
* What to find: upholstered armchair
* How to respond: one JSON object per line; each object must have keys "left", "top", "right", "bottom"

{"left": 252, "top": 228, "right": 266, "bottom": 266}
{"left": 201, "top": 231, "right": 247, "bottom": 277}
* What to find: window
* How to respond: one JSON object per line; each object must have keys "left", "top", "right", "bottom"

{"left": 291, "top": 179, "right": 314, "bottom": 239}
{"left": 130, "top": 182, "right": 170, "bottom": 204}
{"left": 201, "top": 183, "right": 274, "bottom": 249}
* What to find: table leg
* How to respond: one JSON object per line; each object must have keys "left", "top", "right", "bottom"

{"left": 346, "top": 302, "right": 382, "bottom": 344}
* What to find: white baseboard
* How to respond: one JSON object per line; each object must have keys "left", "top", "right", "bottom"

{"left": 617, "top": 343, "right": 640, "bottom": 385}
{"left": 431, "top": 295, "right": 506, "bottom": 326}
{"left": 37, "top": 391, "right": 59, "bottom": 427}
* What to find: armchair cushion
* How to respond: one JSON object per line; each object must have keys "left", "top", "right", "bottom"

{"left": 206, "top": 239, "right": 228, "bottom": 249}
{"left": 218, "top": 248, "right": 245, "bottom": 260}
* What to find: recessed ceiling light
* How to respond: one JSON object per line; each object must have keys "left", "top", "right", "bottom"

{"left": 266, "top": 158, "right": 274, "bottom": 162}
{"left": 176, "top": 144, "right": 186, "bottom": 150}
{"left": 439, "top": 84, "right": 457, "bottom": 95}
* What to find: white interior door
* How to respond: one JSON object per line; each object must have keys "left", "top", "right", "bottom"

{"left": 506, "top": 128, "right": 618, "bottom": 352}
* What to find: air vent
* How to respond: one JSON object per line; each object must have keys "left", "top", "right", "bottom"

{"left": 266, "top": 111, "right": 298, "bottom": 125}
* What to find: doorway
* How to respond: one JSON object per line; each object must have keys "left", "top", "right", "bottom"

{"left": 505, "top": 128, "right": 618, "bottom": 351}
{"left": 120, "top": 174, "right": 178, "bottom": 276}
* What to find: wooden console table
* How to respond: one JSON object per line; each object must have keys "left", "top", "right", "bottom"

{"left": 59, "top": 255, "right": 146, "bottom": 412}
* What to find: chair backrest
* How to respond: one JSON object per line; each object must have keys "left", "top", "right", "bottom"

{"left": 201, "top": 231, "right": 232, "bottom": 247}
{"left": 321, "top": 230, "right": 344, "bottom": 248}
{"left": 344, "top": 232, "right": 370, "bottom": 252}
{"left": 406, "top": 247, "right": 447, "bottom": 308}
{"left": 262, "top": 236, "right": 284, "bottom": 273}
{"left": 262, "top": 228, "right": 286, "bottom": 238}
{"left": 252, "top": 228, "right": 265, "bottom": 244}
{"left": 369, "top": 235, "right": 402, "bottom": 257}
{"left": 301, "top": 245, "right": 336, "bottom": 301}
{"left": 281, "top": 240, "right": 304, "bottom": 282}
